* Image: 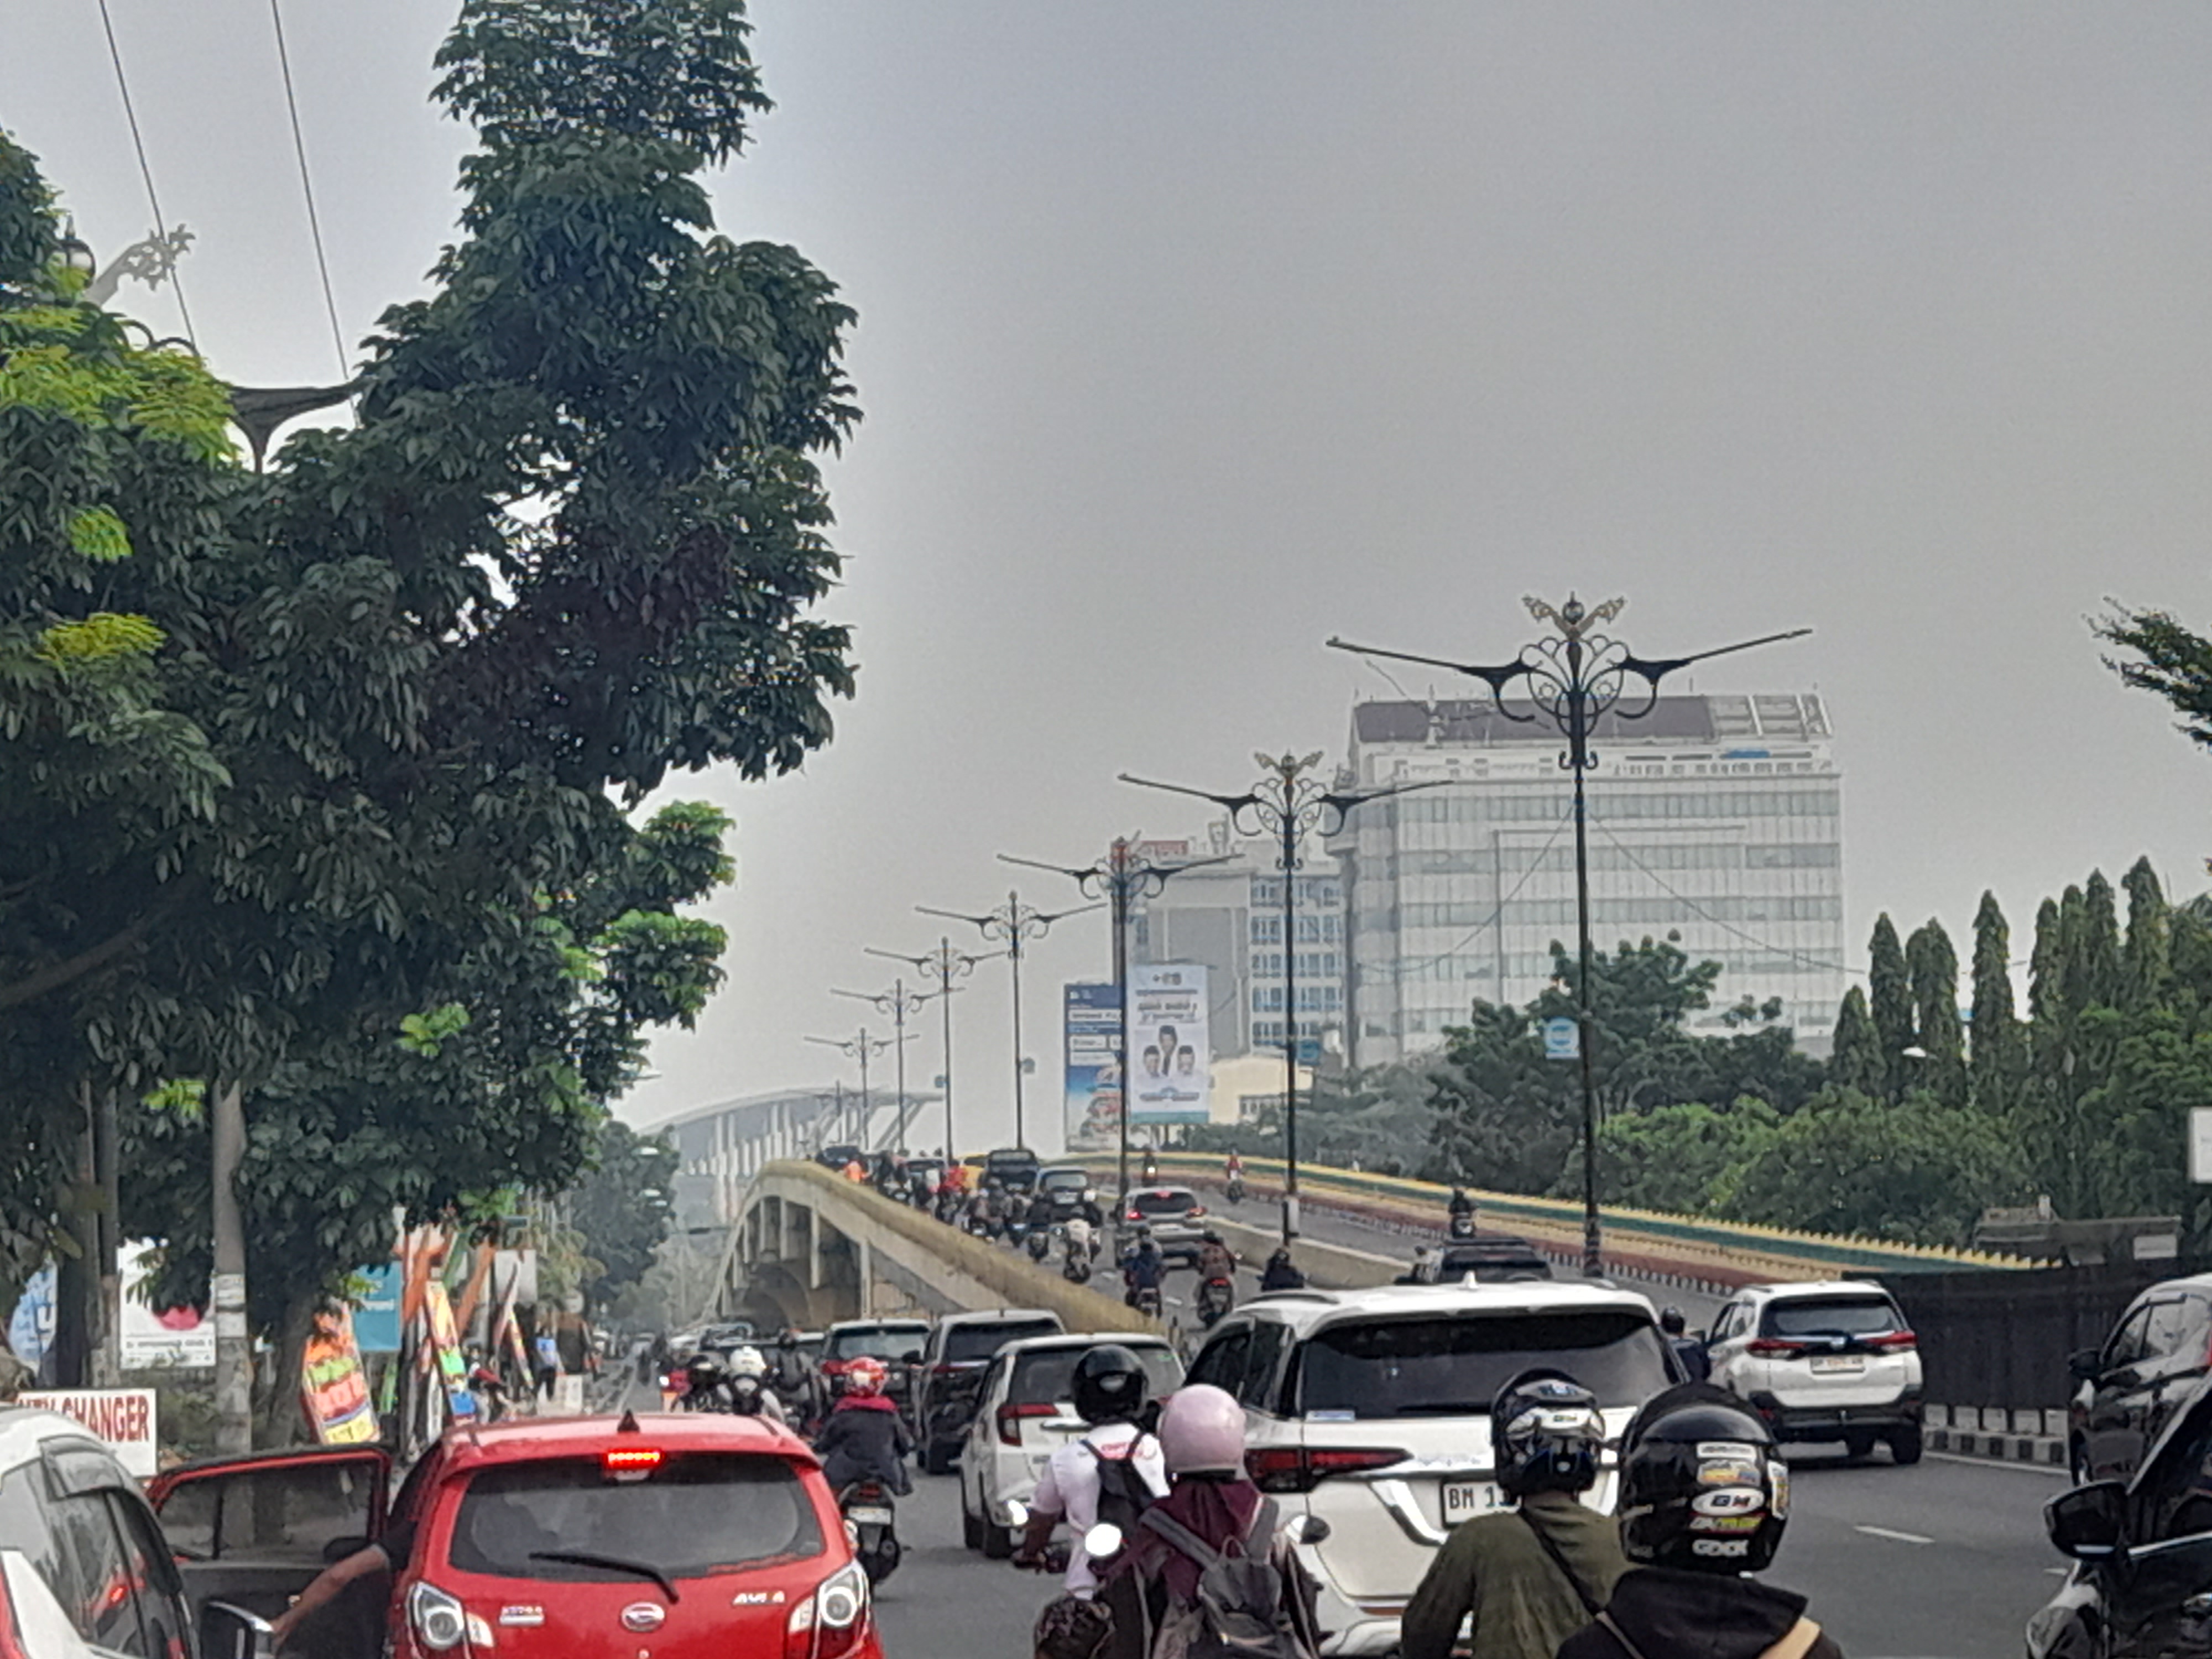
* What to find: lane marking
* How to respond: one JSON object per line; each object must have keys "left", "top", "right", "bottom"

{"left": 1927, "top": 1451, "right": 2069, "bottom": 1479}
{"left": 1854, "top": 1524, "right": 1934, "bottom": 1545}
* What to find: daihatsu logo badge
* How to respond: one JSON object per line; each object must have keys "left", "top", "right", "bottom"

{"left": 620, "top": 1604, "right": 666, "bottom": 1632}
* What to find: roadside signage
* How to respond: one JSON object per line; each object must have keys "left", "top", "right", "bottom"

{"left": 2192, "top": 1108, "right": 2212, "bottom": 1184}
{"left": 1542, "top": 1016, "right": 1580, "bottom": 1062}
{"left": 19, "top": 1389, "right": 158, "bottom": 1478}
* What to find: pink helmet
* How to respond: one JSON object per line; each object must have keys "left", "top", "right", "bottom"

{"left": 843, "top": 1357, "right": 889, "bottom": 1396}
{"left": 1159, "top": 1384, "right": 1248, "bottom": 1476}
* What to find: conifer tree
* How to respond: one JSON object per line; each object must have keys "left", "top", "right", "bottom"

{"left": 1832, "top": 986, "right": 1885, "bottom": 1099}
{"left": 1867, "top": 914, "right": 1914, "bottom": 1103}
{"left": 1969, "top": 890, "right": 2020, "bottom": 1114}
{"left": 2122, "top": 857, "right": 2171, "bottom": 1008}
{"left": 1907, "top": 919, "right": 1966, "bottom": 1105}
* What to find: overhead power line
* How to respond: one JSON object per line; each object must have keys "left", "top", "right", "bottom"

{"left": 268, "top": 0, "right": 349, "bottom": 380}
{"left": 95, "top": 0, "right": 197, "bottom": 347}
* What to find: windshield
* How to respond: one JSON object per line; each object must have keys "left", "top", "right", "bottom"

{"left": 1009, "top": 1345, "right": 1183, "bottom": 1407}
{"left": 945, "top": 1320, "right": 1062, "bottom": 1364}
{"left": 824, "top": 1326, "right": 927, "bottom": 1362}
{"left": 1764, "top": 1297, "right": 1903, "bottom": 1338}
{"left": 1132, "top": 1191, "right": 1197, "bottom": 1217}
{"left": 1040, "top": 1171, "right": 1089, "bottom": 1192}
{"left": 448, "top": 1455, "right": 822, "bottom": 1582}
{"left": 1292, "top": 1311, "right": 1673, "bottom": 1418}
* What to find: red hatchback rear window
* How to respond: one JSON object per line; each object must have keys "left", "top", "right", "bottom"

{"left": 447, "top": 1455, "right": 822, "bottom": 1582}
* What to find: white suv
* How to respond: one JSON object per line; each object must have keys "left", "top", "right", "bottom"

{"left": 955, "top": 1333, "right": 1184, "bottom": 1557}
{"left": 1704, "top": 1280, "right": 1924, "bottom": 1463}
{"left": 1187, "top": 1281, "right": 1677, "bottom": 1656}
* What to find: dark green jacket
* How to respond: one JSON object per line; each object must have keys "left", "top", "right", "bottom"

{"left": 1400, "top": 1492, "right": 1629, "bottom": 1659}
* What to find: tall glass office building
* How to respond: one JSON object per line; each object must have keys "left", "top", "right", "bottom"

{"left": 1332, "top": 692, "right": 1844, "bottom": 1068}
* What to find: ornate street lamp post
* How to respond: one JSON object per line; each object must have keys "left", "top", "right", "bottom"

{"left": 1121, "top": 758, "right": 1432, "bottom": 1244}
{"left": 1328, "top": 595, "right": 1808, "bottom": 1276}
{"left": 804, "top": 1028, "right": 896, "bottom": 1151}
{"left": 834, "top": 979, "right": 948, "bottom": 1152}
{"left": 867, "top": 940, "right": 996, "bottom": 1160}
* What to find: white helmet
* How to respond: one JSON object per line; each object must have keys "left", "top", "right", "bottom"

{"left": 729, "top": 1345, "right": 768, "bottom": 1379}
{"left": 1159, "top": 1384, "right": 1247, "bottom": 1476}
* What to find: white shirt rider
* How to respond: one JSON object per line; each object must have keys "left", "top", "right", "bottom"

{"left": 1030, "top": 1420, "right": 1168, "bottom": 1595}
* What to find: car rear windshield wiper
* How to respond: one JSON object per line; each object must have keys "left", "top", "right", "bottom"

{"left": 530, "top": 1551, "right": 681, "bottom": 1602}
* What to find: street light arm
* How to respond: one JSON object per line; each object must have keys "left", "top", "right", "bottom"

{"left": 1616, "top": 627, "right": 1812, "bottom": 684}
{"left": 998, "top": 852, "right": 1092, "bottom": 883}
{"left": 916, "top": 904, "right": 992, "bottom": 927}
{"left": 1324, "top": 637, "right": 1524, "bottom": 698}
{"left": 1117, "top": 773, "right": 1258, "bottom": 813}
{"left": 863, "top": 945, "right": 927, "bottom": 969}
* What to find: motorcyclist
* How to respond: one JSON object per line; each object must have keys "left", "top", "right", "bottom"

{"left": 1140, "top": 1146, "right": 1159, "bottom": 1183}
{"left": 812, "top": 1356, "right": 913, "bottom": 1495}
{"left": 1260, "top": 1246, "right": 1306, "bottom": 1291}
{"left": 1557, "top": 1384, "right": 1839, "bottom": 1659}
{"left": 1097, "top": 1383, "right": 1324, "bottom": 1659}
{"left": 1400, "top": 1369, "right": 1627, "bottom": 1659}
{"left": 1659, "top": 1306, "right": 1710, "bottom": 1383}
{"left": 773, "top": 1328, "right": 821, "bottom": 1425}
{"left": 1063, "top": 1213, "right": 1097, "bottom": 1262}
{"left": 726, "top": 1345, "right": 788, "bottom": 1424}
{"left": 1015, "top": 1344, "right": 1168, "bottom": 1598}
{"left": 1120, "top": 1228, "right": 1166, "bottom": 1311}
{"left": 1195, "top": 1229, "right": 1236, "bottom": 1282}
{"left": 677, "top": 1352, "right": 731, "bottom": 1411}
{"left": 1448, "top": 1185, "right": 1478, "bottom": 1238}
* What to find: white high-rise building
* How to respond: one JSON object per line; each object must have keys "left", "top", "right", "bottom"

{"left": 1334, "top": 692, "right": 1844, "bottom": 1068}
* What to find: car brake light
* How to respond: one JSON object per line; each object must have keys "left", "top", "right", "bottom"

{"left": 1863, "top": 1331, "right": 1918, "bottom": 1352}
{"left": 1245, "top": 1444, "right": 1408, "bottom": 1493}
{"left": 998, "top": 1403, "right": 1055, "bottom": 1446}
{"left": 933, "top": 1364, "right": 962, "bottom": 1376}
{"left": 1745, "top": 1338, "right": 1804, "bottom": 1357}
{"left": 786, "top": 1562, "right": 870, "bottom": 1659}
{"left": 409, "top": 1582, "right": 469, "bottom": 1652}
{"left": 0, "top": 1559, "right": 30, "bottom": 1659}
{"left": 1188, "top": 1207, "right": 1206, "bottom": 1218}
{"left": 603, "top": 1446, "right": 664, "bottom": 1473}
{"left": 1126, "top": 1210, "right": 1141, "bottom": 1222}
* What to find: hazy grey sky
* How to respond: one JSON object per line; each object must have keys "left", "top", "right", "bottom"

{"left": 9, "top": 3, "right": 2212, "bottom": 1149}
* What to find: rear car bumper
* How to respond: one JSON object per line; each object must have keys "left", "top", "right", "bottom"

{"left": 1751, "top": 1389, "right": 1922, "bottom": 1440}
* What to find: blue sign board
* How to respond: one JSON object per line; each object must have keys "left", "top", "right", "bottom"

{"left": 1542, "top": 1016, "right": 1581, "bottom": 1062}
{"left": 352, "top": 1263, "right": 404, "bottom": 1353}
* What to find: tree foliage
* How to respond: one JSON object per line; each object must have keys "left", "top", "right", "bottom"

{"left": 566, "top": 1118, "right": 681, "bottom": 1311}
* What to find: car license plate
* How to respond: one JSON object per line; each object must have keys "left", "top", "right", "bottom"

{"left": 848, "top": 1506, "right": 894, "bottom": 1526}
{"left": 1440, "top": 1481, "right": 1507, "bottom": 1523}
{"left": 1809, "top": 1354, "right": 1865, "bottom": 1374}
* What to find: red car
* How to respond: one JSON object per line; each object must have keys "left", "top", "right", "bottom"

{"left": 149, "top": 1411, "right": 880, "bottom": 1659}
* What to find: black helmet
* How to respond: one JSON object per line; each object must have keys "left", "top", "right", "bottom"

{"left": 1618, "top": 1384, "right": 1790, "bottom": 1574}
{"left": 1071, "top": 1344, "right": 1150, "bottom": 1426}
{"left": 684, "top": 1353, "right": 724, "bottom": 1390}
{"left": 1490, "top": 1369, "right": 1605, "bottom": 1499}
{"left": 1659, "top": 1305, "right": 1688, "bottom": 1335}
{"left": 1202, "top": 1230, "right": 1222, "bottom": 1245}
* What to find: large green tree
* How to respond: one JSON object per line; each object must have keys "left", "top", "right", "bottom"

{"left": 567, "top": 1119, "right": 681, "bottom": 1312}
{"left": 1969, "top": 891, "right": 2021, "bottom": 1117}
{"left": 1867, "top": 914, "right": 1914, "bottom": 1103}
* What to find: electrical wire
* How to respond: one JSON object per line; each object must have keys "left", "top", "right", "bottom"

{"left": 267, "top": 0, "right": 349, "bottom": 379}
{"left": 95, "top": 0, "right": 196, "bottom": 347}
{"left": 1589, "top": 816, "right": 1850, "bottom": 976}
{"left": 1353, "top": 807, "right": 1574, "bottom": 982}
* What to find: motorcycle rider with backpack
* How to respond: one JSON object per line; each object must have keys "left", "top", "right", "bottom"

{"left": 1400, "top": 1369, "right": 1628, "bottom": 1659}
{"left": 812, "top": 1357, "right": 914, "bottom": 1495}
{"left": 1121, "top": 1229, "right": 1167, "bottom": 1313}
{"left": 1015, "top": 1344, "right": 1168, "bottom": 1598}
{"left": 1098, "top": 1383, "right": 1325, "bottom": 1659}
{"left": 725, "top": 1345, "right": 788, "bottom": 1425}
{"left": 1194, "top": 1231, "right": 1237, "bottom": 1324}
{"left": 1556, "top": 1384, "right": 1841, "bottom": 1659}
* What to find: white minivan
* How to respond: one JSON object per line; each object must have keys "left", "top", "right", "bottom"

{"left": 1186, "top": 1281, "right": 1678, "bottom": 1656}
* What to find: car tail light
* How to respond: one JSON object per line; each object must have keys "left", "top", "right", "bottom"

{"left": 998, "top": 1403, "right": 1055, "bottom": 1446}
{"left": 1188, "top": 1207, "right": 1206, "bottom": 1218}
{"left": 1125, "top": 1209, "right": 1141, "bottom": 1222}
{"left": 409, "top": 1582, "right": 469, "bottom": 1652}
{"left": 933, "top": 1363, "right": 962, "bottom": 1376}
{"left": 0, "top": 1561, "right": 30, "bottom": 1659}
{"left": 1863, "top": 1331, "right": 1918, "bottom": 1352}
{"left": 785, "top": 1562, "right": 870, "bottom": 1659}
{"left": 1745, "top": 1338, "right": 1805, "bottom": 1357}
{"left": 1245, "top": 1444, "right": 1409, "bottom": 1494}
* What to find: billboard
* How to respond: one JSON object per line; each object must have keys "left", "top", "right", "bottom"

{"left": 120, "top": 1241, "right": 214, "bottom": 1369}
{"left": 1128, "top": 963, "right": 1211, "bottom": 1126}
{"left": 1063, "top": 982, "right": 1122, "bottom": 1151}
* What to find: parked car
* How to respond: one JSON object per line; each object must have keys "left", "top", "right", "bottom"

{"left": 2068, "top": 1273, "right": 2212, "bottom": 1484}
{"left": 982, "top": 1147, "right": 1043, "bottom": 1193}
{"left": 956, "top": 1333, "right": 1185, "bottom": 1556}
{"left": 817, "top": 1144, "right": 867, "bottom": 1172}
{"left": 1412, "top": 1239, "right": 1555, "bottom": 1284}
{"left": 1118, "top": 1185, "right": 1209, "bottom": 1264}
{"left": 1187, "top": 1280, "right": 1676, "bottom": 1655}
{"left": 1704, "top": 1280, "right": 1923, "bottom": 1463}
{"left": 1033, "top": 1165, "right": 1097, "bottom": 1220}
{"left": 2032, "top": 1369, "right": 2212, "bottom": 1659}
{"left": 164, "top": 1412, "right": 880, "bottom": 1659}
{"left": 819, "top": 1318, "right": 932, "bottom": 1412}
{"left": 910, "top": 1309, "right": 1067, "bottom": 1473}
{"left": 0, "top": 1405, "right": 267, "bottom": 1659}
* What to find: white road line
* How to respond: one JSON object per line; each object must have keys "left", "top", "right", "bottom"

{"left": 1854, "top": 1524, "right": 1935, "bottom": 1546}
{"left": 1927, "top": 1451, "right": 2069, "bottom": 1478}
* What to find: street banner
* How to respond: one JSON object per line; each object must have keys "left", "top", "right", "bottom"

{"left": 19, "top": 1390, "right": 157, "bottom": 1478}
{"left": 119, "top": 1241, "right": 214, "bottom": 1369}
{"left": 351, "top": 1263, "right": 403, "bottom": 1354}
{"left": 1128, "top": 963, "right": 1211, "bottom": 1126}
{"left": 1063, "top": 982, "right": 1123, "bottom": 1151}
{"left": 7, "top": 1265, "right": 54, "bottom": 1368}
{"left": 420, "top": 1281, "right": 477, "bottom": 1421}
{"left": 300, "top": 1304, "right": 378, "bottom": 1445}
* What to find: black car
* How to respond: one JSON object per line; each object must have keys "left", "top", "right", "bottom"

{"left": 982, "top": 1146, "right": 1042, "bottom": 1193}
{"left": 1034, "top": 1165, "right": 1097, "bottom": 1218}
{"left": 817, "top": 1142, "right": 867, "bottom": 1171}
{"left": 2034, "top": 1370, "right": 2212, "bottom": 1659}
{"left": 2069, "top": 1274, "right": 2212, "bottom": 1483}
{"left": 910, "top": 1309, "right": 1065, "bottom": 1473}
{"left": 1414, "top": 1238, "right": 1555, "bottom": 1284}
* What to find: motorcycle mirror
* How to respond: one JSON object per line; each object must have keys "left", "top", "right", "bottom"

{"left": 1082, "top": 1523, "right": 1123, "bottom": 1558}
{"left": 1282, "top": 1514, "right": 1332, "bottom": 1546}
{"left": 1007, "top": 1500, "right": 1030, "bottom": 1528}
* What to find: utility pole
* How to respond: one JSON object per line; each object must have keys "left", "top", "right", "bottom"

{"left": 211, "top": 1083, "right": 252, "bottom": 1451}
{"left": 1329, "top": 596, "right": 1808, "bottom": 1276}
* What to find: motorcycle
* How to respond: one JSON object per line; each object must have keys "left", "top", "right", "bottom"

{"left": 1224, "top": 1174, "right": 1245, "bottom": 1206}
{"left": 1129, "top": 1283, "right": 1163, "bottom": 1319}
{"left": 838, "top": 1481, "right": 901, "bottom": 1583}
{"left": 1025, "top": 1226, "right": 1053, "bottom": 1263}
{"left": 962, "top": 1212, "right": 995, "bottom": 1240}
{"left": 1196, "top": 1275, "right": 1234, "bottom": 1329}
{"left": 1006, "top": 1500, "right": 1124, "bottom": 1578}
{"left": 1447, "top": 1212, "right": 1478, "bottom": 1241}
{"left": 1061, "top": 1229, "right": 1093, "bottom": 1284}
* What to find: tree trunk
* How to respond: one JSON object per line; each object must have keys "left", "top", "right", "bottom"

{"left": 253, "top": 1287, "right": 319, "bottom": 1448}
{"left": 211, "top": 1083, "right": 252, "bottom": 1453}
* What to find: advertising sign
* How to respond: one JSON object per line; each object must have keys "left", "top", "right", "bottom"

{"left": 1063, "top": 983, "right": 1123, "bottom": 1151}
{"left": 8, "top": 1265, "right": 54, "bottom": 1368}
{"left": 120, "top": 1241, "right": 215, "bottom": 1369}
{"left": 351, "top": 1263, "right": 403, "bottom": 1354}
{"left": 421, "top": 1281, "right": 477, "bottom": 1421}
{"left": 19, "top": 1390, "right": 158, "bottom": 1478}
{"left": 300, "top": 1304, "right": 378, "bottom": 1445}
{"left": 1128, "top": 963, "right": 1211, "bottom": 1126}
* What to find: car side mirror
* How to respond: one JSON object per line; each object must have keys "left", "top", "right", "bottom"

{"left": 2047, "top": 1480, "right": 2128, "bottom": 1561}
{"left": 204, "top": 1601, "right": 276, "bottom": 1659}
{"left": 2069, "top": 1348, "right": 2107, "bottom": 1382}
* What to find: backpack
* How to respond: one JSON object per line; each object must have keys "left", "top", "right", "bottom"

{"left": 1080, "top": 1436, "right": 1161, "bottom": 1534}
{"left": 1137, "top": 1499, "right": 1321, "bottom": 1659}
